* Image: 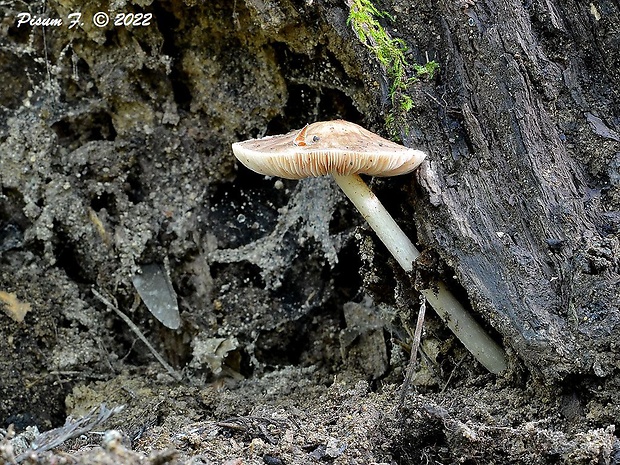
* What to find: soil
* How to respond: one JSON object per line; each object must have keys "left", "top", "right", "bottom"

{"left": 1, "top": 0, "right": 619, "bottom": 464}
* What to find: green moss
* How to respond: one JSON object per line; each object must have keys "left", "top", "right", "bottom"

{"left": 412, "top": 61, "right": 440, "bottom": 79}
{"left": 347, "top": 0, "right": 438, "bottom": 132}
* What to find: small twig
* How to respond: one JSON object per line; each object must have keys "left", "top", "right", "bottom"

{"left": 216, "top": 422, "right": 247, "bottom": 432}
{"left": 92, "top": 288, "right": 182, "bottom": 381}
{"left": 216, "top": 416, "right": 286, "bottom": 445}
{"left": 399, "top": 294, "right": 426, "bottom": 408}
{"left": 440, "top": 357, "right": 466, "bottom": 395}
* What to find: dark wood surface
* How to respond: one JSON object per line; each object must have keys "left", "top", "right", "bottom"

{"left": 406, "top": 0, "right": 620, "bottom": 378}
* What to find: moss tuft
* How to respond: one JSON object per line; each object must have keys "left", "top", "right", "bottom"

{"left": 347, "top": 0, "right": 438, "bottom": 135}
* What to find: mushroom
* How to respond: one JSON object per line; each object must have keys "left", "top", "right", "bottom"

{"left": 232, "top": 120, "right": 508, "bottom": 374}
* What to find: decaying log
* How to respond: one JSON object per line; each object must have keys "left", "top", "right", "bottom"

{"left": 408, "top": 0, "right": 620, "bottom": 378}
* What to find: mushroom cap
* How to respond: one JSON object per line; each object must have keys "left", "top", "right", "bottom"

{"left": 232, "top": 120, "right": 427, "bottom": 179}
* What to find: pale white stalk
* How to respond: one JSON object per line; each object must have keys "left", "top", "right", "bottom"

{"left": 333, "top": 173, "right": 508, "bottom": 374}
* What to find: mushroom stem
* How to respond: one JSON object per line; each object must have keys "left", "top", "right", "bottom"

{"left": 333, "top": 173, "right": 508, "bottom": 374}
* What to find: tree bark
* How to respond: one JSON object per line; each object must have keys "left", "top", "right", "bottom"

{"left": 406, "top": 0, "right": 620, "bottom": 378}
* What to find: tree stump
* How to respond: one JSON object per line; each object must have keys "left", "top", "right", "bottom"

{"left": 407, "top": 0, "right": 620, "bottom": 378}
